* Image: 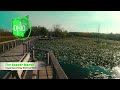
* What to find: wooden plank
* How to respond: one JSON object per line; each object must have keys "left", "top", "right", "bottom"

{"left": 46, "top": 66, "right": 53, "bottom": 79}
{"left": 38, "top": 67, "right": 47, "bottom": 79}
{"left": 0, "top": 39, "right": 18, "bottom": 45}
{"left": 0, "top": 45, "right": 23, "bottom": 56}
{"left": 4, "top": 57, "right": 12, "bottom": 62}
{"left": 12, "top": 56, "right": 23, "bottom": 61}
{"left": 0, "top": 57, "right": 8, "bottom": 62}
{"left": 0, "top": 45, "right": 24, "bottom": 62}
{"left": 32, "top": 70, "right": 37, "bottom": 79}
{"left": 8, "top": 43, "right": 10, "bottom": 50}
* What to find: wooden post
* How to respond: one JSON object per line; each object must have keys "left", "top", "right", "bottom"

{"left": 19, "top": 40, "right": 21, "bottom": 45}
{"left": 33, "top": 49, "right": 35, "bottom": 61}
{"left": 8, "top": 43, "right": 9, "bottom": 50}
{"left": 20, "top": 40, "right": 21, "bottom": 44}
{"left": 17, "top": 40, "right": 19, "bottom": 45}
{"left": 32, "top": 47, "right": 35, "bottom": 61}
{"left": 11, "top": 41, "right": 13, "bottom": 48}
{"left": 52, "top": 67, "right": 56, "bottom": 79}
{"left": 25, "top": 44, "right": 27, "bottom": 53}
{"left": 47, "top": 53, "right": 49, "bottom": 65}
{"left": 16, "top": 41, "right": 17, "bottom": 46}
{"left": 15, "top": 41, "right": 16, "bottom": 47}
{"left": 18, "top": 40, "right": 19, "bottom": 45}
{"left": 23, "top": 44, "right": 24, "bottom": 55}
{"left": 2, "top": 44, "right": 5, "bottom": 52}
{"left": 28, "top": 41, "right": 30, "bottom": 52}
{"left": 23, "top": 43, "right": 25, "bottom": 55}
{"left": 17, "top": 40, "right": 18, "bottom": 45}
{"left": 27, "top": 42, "right": 29, "bottom": 52}
{"left": 21, "top": 40, "right": 23, "bottom": 44}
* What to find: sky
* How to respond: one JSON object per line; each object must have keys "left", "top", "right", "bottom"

{"left": 1, "top": 11, "right": 120, "bottom": 33}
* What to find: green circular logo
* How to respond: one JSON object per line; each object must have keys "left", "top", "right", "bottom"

{"left": 12, "top": 16, "right": 32, "bottom": 40}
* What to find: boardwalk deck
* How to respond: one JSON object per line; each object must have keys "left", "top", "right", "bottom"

{"left": 0, "top": 43, "right": 53, "bottom": 79}
{"left": 1, "top": 65, "right": 53, "bottom": 79}
{"left": 0, "top": 37, "right": 68, "bottom": 79}
{"left": 0, "top": 45, "right": 24, "bottom": 62}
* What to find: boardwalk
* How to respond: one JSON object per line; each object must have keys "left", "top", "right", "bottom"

{"left": 0, "top": 42, "right": 53, "bottom": 79}
{"left": 0, "top": 45, "right": 24, "bottom": 62}
{"left": 0, "top": 37, "right": 68, "bottom": 79}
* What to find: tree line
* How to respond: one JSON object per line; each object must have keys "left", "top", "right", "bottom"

{"left": 30, "top": 25, "right": 120, "bottom": 41}
{"left": 1, "top": 25, "right": 120, "bottom": 41}
{"left": 0, "top": 28, "right": 13, "bottom": 36}
{"left": 30, "top": 25, "right": 68, "bottom": 38}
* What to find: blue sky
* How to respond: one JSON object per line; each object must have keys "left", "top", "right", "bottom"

{"left": 0, "top": 11, "right": 120, "bottom": 33}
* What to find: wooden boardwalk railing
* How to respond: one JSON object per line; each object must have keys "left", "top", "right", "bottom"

{"left": 22, "top": 36, "right": 38, "bottom": 53}
{"left": 31, "top": 48, "right": 68, "bottom": 79}
{"left": 0, "top": 39, "right": 24, "bottom": 54}
{"left": 22, "top": 37, "right": 68, "bottom": 79}
{"left": 0, "top": 36, "right": 38, "bottom": 54}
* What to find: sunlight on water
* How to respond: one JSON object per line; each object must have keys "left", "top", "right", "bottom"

{"left": 111, "top": 66, "right": 120, "bottom": 78}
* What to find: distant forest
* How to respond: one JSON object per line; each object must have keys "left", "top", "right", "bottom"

{"left": 0, "top": 28, "right": 13, "bottom": 36}
{"left": 30, "top": 25, "right": 120, "bottom": 41}
{"left": 1, "top": 25, "right": 120, "bottom": 41}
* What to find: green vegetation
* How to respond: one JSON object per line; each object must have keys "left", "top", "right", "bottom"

{"left": 36, "top": 37, "right": 120, "bottom": 70}
{"left": 31, "top": 25, "right": 68, "bottom": 38}
{"left": 31, "top": 26, "right": 49, "bottom": 36}
{"left": 35, "top": 37, "right": 120, "bottom": 79}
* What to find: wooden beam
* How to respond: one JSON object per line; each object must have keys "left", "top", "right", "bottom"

{"left": 17, "top": 53, "right": 30, "bottom": 79}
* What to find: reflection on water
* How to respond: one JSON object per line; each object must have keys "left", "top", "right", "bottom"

{"left": 60, "top": 62, "right": 120, "bottom": 79}
{"left": 111, "top": 66, "right": 120, "bottom": 78}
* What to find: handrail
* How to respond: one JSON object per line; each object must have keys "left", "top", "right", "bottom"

{"left": 0, "top": 36, "right": 39, "bottom": 54}
{"left": 23, "top": 36, "right": 39, "bottom": 54}
{"left": 0, "top": 39, "right": 18, "bottom": 45}
{"left": 0, "top": 39, "right": 23, "bottom": 53}
{"left": 32, "top": 48, "right": 68, "bottom": 79}
{"left": 49, "top": 50, "right": 68, "bottom": 79}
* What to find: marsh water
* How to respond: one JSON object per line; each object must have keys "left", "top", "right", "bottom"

{"left": 35, "top": 51, "right": 120, "bottom": 79}
{"left": 60, "top": 62, "right": 120, "bottom": 79}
